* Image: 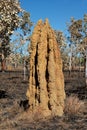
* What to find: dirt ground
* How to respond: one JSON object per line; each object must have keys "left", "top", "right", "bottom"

{"left": 0, "top": 70, "right": 87, "bottom": 130}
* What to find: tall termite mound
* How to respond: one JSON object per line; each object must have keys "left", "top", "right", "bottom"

{"left": 26, "top": 19, "right": 66, "bottom": 117}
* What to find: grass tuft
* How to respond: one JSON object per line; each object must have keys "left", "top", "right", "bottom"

{"left": 64, "top": 95, "right": 85, "bottom": 116}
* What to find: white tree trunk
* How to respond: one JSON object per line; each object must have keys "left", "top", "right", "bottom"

{"left": 69, "top": 45, "right": 72, "bottom": 76}
{"left": 85, "top": 54, "right": 87, "bottom": 87}
{"left": 24, "top": 60, "right": 26, "bottom": 80}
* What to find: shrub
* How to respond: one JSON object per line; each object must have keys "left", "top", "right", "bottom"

{"left": 64, "top": 95, "right": 85, "bottom": 116}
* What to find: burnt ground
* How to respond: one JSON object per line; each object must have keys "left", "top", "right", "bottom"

{"left": 0, "top": 70, "right": 87, "bottom": 130}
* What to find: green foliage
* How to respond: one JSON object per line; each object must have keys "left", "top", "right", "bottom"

{"left": 66, "top": 15, "right": 87, "bottom": 70}
{"left": 0, "top": 0, "right": 22, "bottom": 36}
{"left": 0, "top": 0, "right": 32, "bottom": 61}
{"left": 67, "top": 15, "right": 87, "bottom": 55}
{"left": 55, "top": 30, "right": 68, "bottom": 68}
{"left": 0, "top": 0, "right": 22, "bottom": 57}
{"left": 20, "top": 11, "right": 33, "bottom": 35}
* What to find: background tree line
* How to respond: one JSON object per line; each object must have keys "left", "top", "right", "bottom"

{"left": 0, "top": 0, "right": 87, "bottom": 83}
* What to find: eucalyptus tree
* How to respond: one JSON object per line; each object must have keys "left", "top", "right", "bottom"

{"left": 67, "top": 15, "right": 87, "bottom": 86}
{"left": 81, "top": 14, "right": 87, "bottom": 86}
{"left": 0, "top": 0, "right": 32, "bottom": 71}
{"left": 67, "top": 18, "right": 82, "bottom": 74}
{"left": 55, "top": 30, "right": 68, "bottom": 70}
{"left": 72, "top": 15, "right": 87, "bottom": 86}
{"left": 10, "top": 11, "right": 33, "bottom": 74}
{"left": 0, "top": 0, "right": 22, "bottom": 71}
{"left": 11, "top": 11, "right": 32, "bottom": 57}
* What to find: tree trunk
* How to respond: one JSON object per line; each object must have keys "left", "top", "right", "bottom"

{"left": 1, "top": 59, "right": 6, "bottom": 72}
{"left": 85, "top": 54, "right": 87, "bottom": 87}
{"left": 69, "top": 53, "right": 72, "bottom": 76}
{"left": 79, "top": 57, "right": 81, "bottom": 76}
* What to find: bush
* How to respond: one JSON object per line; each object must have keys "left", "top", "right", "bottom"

{"left": 64, "top": 95, "right": 85, "bottom": 116}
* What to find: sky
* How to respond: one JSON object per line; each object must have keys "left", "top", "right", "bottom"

{"left": 20, "top": 0, "right": 87, "bottom": 34}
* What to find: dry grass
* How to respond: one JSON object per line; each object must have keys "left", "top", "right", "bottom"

{"left": 0, "top": 71, "right": 87, "bottom": 130}
{"left": 64, "top": 95, "right": 85, "bottom": 116}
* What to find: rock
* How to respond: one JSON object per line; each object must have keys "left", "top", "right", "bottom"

{"left": 26, "top": 19, "right": 66, "bottom": 117}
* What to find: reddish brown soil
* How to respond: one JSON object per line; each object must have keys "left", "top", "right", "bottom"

{"left": 0, "top": 70, "right": 87, "bottom": 130}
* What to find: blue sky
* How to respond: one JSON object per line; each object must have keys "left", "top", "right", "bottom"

{"left": 20, "top": 0, "right": 87, "bottom": 34}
